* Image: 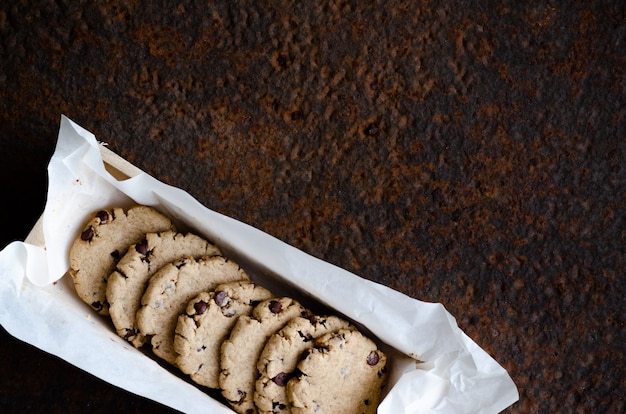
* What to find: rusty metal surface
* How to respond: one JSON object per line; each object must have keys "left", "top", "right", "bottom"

{"left": 1, "top": 1, "right": 625, "bottom": 412}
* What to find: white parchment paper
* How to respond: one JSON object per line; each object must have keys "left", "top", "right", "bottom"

{"left": 0, "top": 116, "right": 519, "bottom": 413}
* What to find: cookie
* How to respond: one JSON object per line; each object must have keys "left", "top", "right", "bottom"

{"left": 174, "top": 281, "right": 273, "bottom": 389}
{"left": 254, "top": 315, "right": 353, "bottom": 413}
{"left": 219, "top": 297, "right": 308, "bottom": 414}
{"left": 69, "top": 206, "right": 174, "bottom": 315}
{"left": 287, "top": 329, "right": 387, "bottom": 414}
{"left": 136, "top": 255, "right": 249, "bottom": 364}
{"left": 106, "top": 230, "right": 221, "bottom": 347}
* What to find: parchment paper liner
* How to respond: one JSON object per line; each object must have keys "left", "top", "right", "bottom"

{"left": 0, "top": 116, "right": 518, "bottom": 413}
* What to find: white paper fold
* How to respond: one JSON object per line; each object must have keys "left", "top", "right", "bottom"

{"left": 0, "top": 115, "right": 518, "bottom": 413}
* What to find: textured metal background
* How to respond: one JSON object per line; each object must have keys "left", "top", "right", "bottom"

{"left": 1, "top": 1, "right": 624, "bottom": 412}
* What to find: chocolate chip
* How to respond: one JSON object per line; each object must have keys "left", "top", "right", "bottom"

{"left": 272, "top": 372, "right": 291, "bottom": 386}
{"left": 269, "top": 300, "right": 282, "bottom": 314}
{"left": 307, "top": 314, "right": 319, "bottom": 324}
{"left": 110, "top": 250, "right": 121, "bottom": 260}
{"left": 80, "top": 226, "right": 95, "bottom": 242}
{"left": 135, "top": 239, "right": 149, "bottom": 255}
{"left": 194, "top": 300, "right": 208, "bottom": 315}
{"left": 272, "top": 401, "right": 287, "bottom": 410}
{"left": 367, "top": 351, "right": 380, "bottom": 366}
{"left": 214, "top": 291, "right": 229, "bottom": 307}
{"left": 96, "top": 210, "right": 110, "bottom": 223}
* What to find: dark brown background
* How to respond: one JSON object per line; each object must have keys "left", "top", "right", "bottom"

{"left": 1, "top": 1, "right": 624, "bottom": 412}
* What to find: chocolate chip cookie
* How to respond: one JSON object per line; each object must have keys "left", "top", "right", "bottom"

{"left": 287, "top": 329, "right": 387, "bottom": 414}
{"left": 175, "top": 280, "right": 273, "bottom": 389}
{"left": 219, "top": 297, "right": 308, "bottom": 414}
{"left": 254, "top": 315, "right": 353, "bottom": 413}
{"left": 106, "top": 230, "right": 221, "bottom": 347}
{"left": 69, "top": 206, "right": 174, "bottom": 315}
{"left": 136, "top": 255, "right": 249, "bottom": 364}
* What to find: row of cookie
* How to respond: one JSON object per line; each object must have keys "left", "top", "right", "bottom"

{"left": 175, "top": 281, "right": 387, "bottom": 414}
{"left": 69, "top": 206, "right": 248, "bottom": 359}
{"left": 68, "top": 206, "right": 387, "bottom": 413}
